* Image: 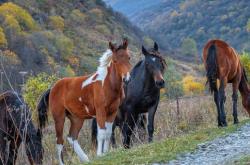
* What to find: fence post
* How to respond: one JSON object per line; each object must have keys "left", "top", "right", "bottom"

{"left": 176, "top": 96, "right": 180, "bottom": 121}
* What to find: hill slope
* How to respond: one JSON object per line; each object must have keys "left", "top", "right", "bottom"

{"left": 0, "top": 0, "right": 144, "bottom": 90}
{"left": 106, "top": 0, "right": 250, "bottom": 56}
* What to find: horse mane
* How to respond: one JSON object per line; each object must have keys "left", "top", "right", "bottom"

{"left": 98, "top": 49, "right": 113, "bottom": 68}
{"left": 147, "top": 49, "right": 167, "bottom": 69}
{"left": 82, "top": 49, "right": 113, "bottom": 88}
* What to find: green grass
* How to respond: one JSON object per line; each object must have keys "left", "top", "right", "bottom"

{"left": 232, "top": 155, "right": 250, "bottom": 165}
{"left": 85, "top": 119, "right": 250, "bottom": 165}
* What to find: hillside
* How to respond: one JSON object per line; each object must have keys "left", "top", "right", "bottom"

{"left": 0, "top": 0, "right": 145, "bottom": 90}
{"left": 106, "top": 0, "right": 250, "bottom": 58}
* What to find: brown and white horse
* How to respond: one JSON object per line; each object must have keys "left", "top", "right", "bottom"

{"left": 37, "top": 39, "right": 131, "bottom": 164}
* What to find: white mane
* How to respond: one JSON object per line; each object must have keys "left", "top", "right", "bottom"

{"left": 82, "top": 49, "right": 113, "bottom": 88}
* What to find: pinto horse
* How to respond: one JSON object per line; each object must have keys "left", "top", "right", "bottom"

{"left": 37, "top": 39, "right": 131, "bottom": 164}
{"left": 203, "top": 39, "right": 248, "bottom": 127}
{"left": 92, "top": 42, "right": 166, "bottom": 148}
{"left": 0, "top": 91, "right": 43, "bottom": 165}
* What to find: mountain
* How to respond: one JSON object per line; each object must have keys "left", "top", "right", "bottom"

{"left": 106, "top": 0, "right": 250, "bottom": 57}
{"left": 0, "top": 0, "right": 146, "bottom": 90}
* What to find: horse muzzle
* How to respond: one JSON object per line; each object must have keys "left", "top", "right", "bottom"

{"left": 155, "top": 79, "right": 165, "bottom": 88}
{"left": 122, "top": 72, "right": 131, "bottom": 84}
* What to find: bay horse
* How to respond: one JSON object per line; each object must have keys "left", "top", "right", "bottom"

{"left": 92, "top": 42, "right": 167, "bottom": 148}
{"left": 37, "top": 39, "right": 131, "bottom": 165}
{"left": 0, "top": 91, "right": 43, "bottom": 165}
{"left": 203, "top": 39, "right": 249, "bottom": 127}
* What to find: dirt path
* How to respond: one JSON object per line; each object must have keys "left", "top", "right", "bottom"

{"left": 165, "top": 123, "right": 250, "bottom": 165}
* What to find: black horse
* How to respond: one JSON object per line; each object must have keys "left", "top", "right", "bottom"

{"left": 0, "top": 91, "right": 43, "bottom": 165}
{"left": 92, "top": 42, "right": 166, "bottom": 148}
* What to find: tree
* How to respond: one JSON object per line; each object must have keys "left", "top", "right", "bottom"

{"left": 164, "top": 59, "right": 184, "bottom": 99}
{"left": 181, "top": 37, "right": 198, "bottom": 57}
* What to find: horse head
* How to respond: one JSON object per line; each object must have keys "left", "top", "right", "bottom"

{"left": 142, "top": 42, "right": 167, "bottom": 88}
{"left": 109, "top": 38, "right": 132, "bottom": 84}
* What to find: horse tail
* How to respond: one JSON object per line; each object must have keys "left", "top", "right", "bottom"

{"left": 206, "top": 43, "right": 218, "bottom": 93}
{"left": 37, "top": 89, "right": 51, "bottom": 129}
{"left": 91, "top": 118, "right": 98, "bottom": 149}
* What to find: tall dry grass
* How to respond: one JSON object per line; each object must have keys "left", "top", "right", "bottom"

{"left": 17, "top": 87, "right": 249, "bottom": 164}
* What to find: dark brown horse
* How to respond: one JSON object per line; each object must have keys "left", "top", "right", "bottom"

{"left": 203, "top": 39, "right": 249, "bottom": 127}
{"left": 37, "top": 39, "right": 131, "bottom": 165}
{"left": 0, "top": 91, "right": 43, "bottom": 165}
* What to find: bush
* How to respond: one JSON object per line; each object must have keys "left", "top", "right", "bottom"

{"left": 23, "top": 73, "right": 58, "bottom": 111}
{"left": 240, "top": 51, "right": 250, "bottom": 79}
{"left": 0, "top": 2, "right": 37, "bottom": 31}
{"left": 182, "top": 75, "right": 205, "bottom": 95}
{"left": 181, "top": 37, "right": 198, "bottom": 56}
{"left": 247, "top": 19, "right": 250, "bottom": 32}
{"left": 49, "top": 16, "right": 65, "bottom": 31}
{"left": 54, "top": 33, "right": 74, "bottom": 60}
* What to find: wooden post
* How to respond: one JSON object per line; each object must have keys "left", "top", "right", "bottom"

{"left": 176, "top": 96, "right": 180, "bottom": 121}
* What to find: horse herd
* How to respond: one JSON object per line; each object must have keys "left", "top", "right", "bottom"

{"left": 0, "top": 39, "right": 249, "bottom": 165}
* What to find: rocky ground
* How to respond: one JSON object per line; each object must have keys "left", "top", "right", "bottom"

{"left": 164, "top": 123, "right": 250, "bottom": 165}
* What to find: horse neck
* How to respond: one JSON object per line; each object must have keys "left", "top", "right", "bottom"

{"left": 239, "top": 76, "right": 250, "bottom": 99}
{"left": 107, "top": 63, "right": 123, "bottom": 91}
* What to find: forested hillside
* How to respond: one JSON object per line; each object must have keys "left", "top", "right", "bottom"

{"left": 106, "top": 0, "right": 250, "bottom": 59}
{"left": 0, "top": 0, "right": 146, "bottom": 90}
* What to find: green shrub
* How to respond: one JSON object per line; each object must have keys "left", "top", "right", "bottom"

{"left": 240, "top": 51, "right": 250, "bottom": 79}
{"left": 181, "top": 37, "right": 198, "bottom": 56}
{"left": 23, "top": 73, "right": 58, "bottom": 111}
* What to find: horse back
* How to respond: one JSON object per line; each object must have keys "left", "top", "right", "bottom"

{"left": 203, "top": 39, "right": 241, "bottom": 81}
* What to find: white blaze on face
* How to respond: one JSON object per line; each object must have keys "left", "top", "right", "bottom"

{"left": 125, "top": 72, "right": 130, "bottom": 81}
{"left": 78, "top": 97, "right": 82, "bottom": 102}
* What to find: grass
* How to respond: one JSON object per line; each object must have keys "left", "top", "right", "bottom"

{"left": 232, "top": 155, "right": 250, "bottom": 165}
{"left": 86, "top": 119, "right": 250, "bottom": 165}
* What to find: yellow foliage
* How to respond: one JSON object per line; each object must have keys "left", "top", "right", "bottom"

{"left": 70, "top": 9, "right": 87, "bottom": 24}
{"left": 23, "top": 73, "right": 58, "bottom": 111}
{"left": 68, "top": 56, "right": 80, "bottom": 68}
{"left": 0, "top": 27, "right": 7, "bottom": 47}
{"left": 49, "top": 16, "right": 64, "bottom": 30}
{"left": 240, "top": 52, "right": 250, "bottom": 79}
{"left": 4, "top": 14, "right": 21, "bottom": 32}
{"left": 182, "top": 75, "right": 205, "bottom": 95}
{"left": 0, "top": 2, "right": 37, "bottom": 31}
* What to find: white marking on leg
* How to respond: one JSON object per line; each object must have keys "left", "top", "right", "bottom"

{"left": 78, "top": 97, "right": 82, "bottom": 102}
{"left": 103, "top": 122, "right": 113, "bottom": 153}
{"left": 56, "top": 144, "right": 64, "bottom": 165}
{"left": 97, "top": 126, "right": 106, "bottom": 156}
{"left": 67, "top": 137, "right": 89, "bottom": 162}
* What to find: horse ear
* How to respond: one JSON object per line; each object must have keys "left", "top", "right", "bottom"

{"left": 154, "top": 42, "right": 158, "bottom": 51}
{"left": 122, "top": 38, "right": 128, "bottom": 49}
{"left": 109, "top": 41, "right": 115, "bottom": 52}
{"left": 142, "top": 45, "right": 149, "bottom": 56}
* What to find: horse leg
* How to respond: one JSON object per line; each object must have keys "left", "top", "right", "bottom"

{"left": 214, "top": 90, "right": 222, "bottom": 126}
{"left": 95, "top": 107, "right": 106, "bottom": 156}
{"left": 232, "top": 81, "right": 240, "bottom": 124}
{"left": 52, "top": 107, "right": 66, "bottom": 165}
{"left": 122, "top": 111, "right": 138, "bottom": 149}
{"left": 219, "top": 79, "right": 227, "bottom": 126}
{"left": 67, "top": 115, "right": 89, "bottom": 162}
{"left": 8, "top": 137, "right": 21, "bottom": 165}
{"left": 111, "top": 118, "right": 117, "bottom": 148}
{"left": 0, "top": 134, "right": 7, "bottom": 165}
{"left": 148, "top": 104, "right": 158, "bottom": 142}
